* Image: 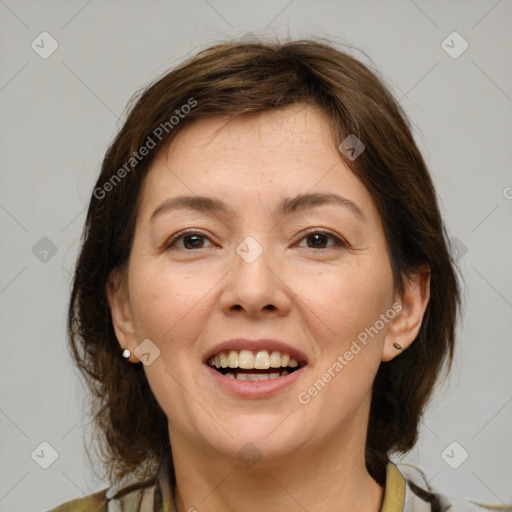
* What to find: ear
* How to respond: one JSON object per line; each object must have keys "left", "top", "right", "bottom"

{"left": 382, "top": 264, "right": 431, "bottom": 362}
{"left": 105, "top": 269, "right": 140, "bottom": 363}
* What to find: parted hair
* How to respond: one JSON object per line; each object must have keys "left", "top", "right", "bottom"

{"left": 68, "top": 36, "right": 462, "bottom": 488}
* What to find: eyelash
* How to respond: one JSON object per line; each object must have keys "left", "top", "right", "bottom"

{"left": 164, "top": 229, "right": 347, "bottom": 250}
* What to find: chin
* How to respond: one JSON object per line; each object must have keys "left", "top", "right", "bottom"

{"left": 202, "top": 414, "right": 309, "bottom": 464}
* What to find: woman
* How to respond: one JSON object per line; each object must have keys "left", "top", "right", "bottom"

{"left": 47, "top": 37, "right": 507, "bottom": 512}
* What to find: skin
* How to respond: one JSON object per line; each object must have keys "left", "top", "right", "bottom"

{"left": 107, "top": 103, "right": 430, "bottom": 512}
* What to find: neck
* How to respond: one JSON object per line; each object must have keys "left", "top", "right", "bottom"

{"left": 169, "top": 428, "right": 384, "bottom": 512}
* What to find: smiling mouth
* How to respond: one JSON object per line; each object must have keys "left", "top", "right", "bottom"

{"left": 207, "top": 349, "right": 307, "bottom": 381}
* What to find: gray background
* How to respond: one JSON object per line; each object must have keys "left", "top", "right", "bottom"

{"left": 1, "top": 1, "right": 511, "bottom": 510}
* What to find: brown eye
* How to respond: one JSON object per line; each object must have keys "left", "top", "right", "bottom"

{"left": 298, "top": 231, "right": 345, "bottom": 249}
{"left": 166, "top": 231, "right": 214, "bottom": 250}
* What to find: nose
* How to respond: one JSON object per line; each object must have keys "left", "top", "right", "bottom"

{"left": 220, "top": 238, "right": 291, "bottom": 318}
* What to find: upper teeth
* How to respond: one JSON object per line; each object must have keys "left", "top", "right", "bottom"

{"left": 208, "top": 350, "right": 299, "bottom": 370}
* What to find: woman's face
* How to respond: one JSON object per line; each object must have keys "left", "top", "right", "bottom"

{"left": 109, "top": 104, "right": 409, "bottom": 465}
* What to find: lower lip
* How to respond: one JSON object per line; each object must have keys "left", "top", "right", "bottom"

{"left": 204, "top": 365, "right": 306, "bottom": 399}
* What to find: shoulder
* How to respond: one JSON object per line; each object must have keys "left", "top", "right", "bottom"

{"left": 45, "top": 477, "right": 158, "bottom": 512}
{"left": 395, "top": 463, "right": 511, "bottom": 512}
{"left": 45, "top": 488, "right": 109, "bottom": 512}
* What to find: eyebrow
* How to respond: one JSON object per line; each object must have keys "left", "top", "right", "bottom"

{"left": 149, "top": 192, "right": 366, "bottom": 223}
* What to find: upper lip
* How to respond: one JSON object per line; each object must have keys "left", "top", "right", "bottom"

{"left": 204, "top": 339, "right": 308, "bottom": 364}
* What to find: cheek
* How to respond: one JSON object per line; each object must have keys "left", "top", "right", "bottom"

{"left": 296, "top": 266, "right": 389, "bottom": 417}
{"left": 130, "top": 266, "right": 214, "bottom": 342}
{"left": 292, "top": 259, "right": 393, "bottom": 348}
{"left": 130, "top": 262, "right": 225, "bottom": 361}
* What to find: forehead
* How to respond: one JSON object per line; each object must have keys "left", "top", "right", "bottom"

{"left": 137, "top": 104, "right": 380, "bottom": 226}
{"left": 165, "top": 104, "right": 337, "bottom": 166}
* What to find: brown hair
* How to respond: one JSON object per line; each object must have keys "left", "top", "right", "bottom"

{"left": 68, "top": 36, "right": 462, "bottom": 487}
